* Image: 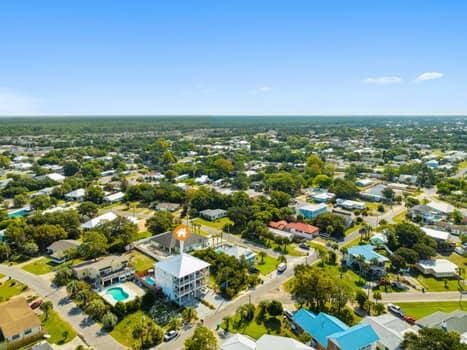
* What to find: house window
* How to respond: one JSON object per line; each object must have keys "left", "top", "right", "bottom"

{"left": 12, "top": 334, "right": 20, "bottom": 340}
{"left": 24, "top": 328, "right": 32, "bottom": 335}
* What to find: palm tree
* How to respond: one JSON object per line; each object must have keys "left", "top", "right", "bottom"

{"left": 222, "top": 316, "right": 231, "bottom": 331}
{"left": 40, "top": 301, "right": 53, "bottom": 321}
{"left": 182, "top": 307, "right": 198, "bottom": 324}
{"left": 278, "top": 255, "right": 287, "bottom": 264}
{"left": 258, "top": 251, "right": 266, "bottom": 264}
{"left": 66, "top": 280, "right": 80, "bottom": 298}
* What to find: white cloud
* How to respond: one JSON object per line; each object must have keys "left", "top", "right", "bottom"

{"left": 363, "top": 76, "right": 402, "bottom": 85}
{"left": 249, "top": 85, "right": 273, "bottom": 95}
{"left": 0, "top": 88, "right": 42, "bottom": 115}
{"left": 414, "top": 71, "right": 444, "bottom": 82}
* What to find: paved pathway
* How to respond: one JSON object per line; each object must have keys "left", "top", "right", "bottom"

{"left": 381, "top": 291, "right": 462, "bottom": 303}
{"left": 0, "top": 264, "right": 125, "bottom": 350}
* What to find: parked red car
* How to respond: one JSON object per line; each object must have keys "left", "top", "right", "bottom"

{"left": 404, "top": 315, "right": 416, "bottom": 325}
{"left": 30, "top": 299, "right": 43, "bottom": 309}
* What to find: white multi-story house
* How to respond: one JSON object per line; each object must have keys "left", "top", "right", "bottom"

{"left": 154, "top": 253, "right": 210, "bottom": 306}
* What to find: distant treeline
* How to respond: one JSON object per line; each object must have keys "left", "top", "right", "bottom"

{"left": 0, "top": 115, "right": 465, "bottom": 136}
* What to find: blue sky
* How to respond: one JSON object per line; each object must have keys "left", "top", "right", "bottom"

{"left": 0, "top": 0, "right": 466, "bottom": 115}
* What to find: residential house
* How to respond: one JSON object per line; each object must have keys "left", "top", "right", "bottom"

{"left": 356, "top": 178, "right": 373, "bottom": 187}
{"left": 217, "top": 245, "right": 257, "bottom": 266}
{"left": 398, "top": 175, "right": 417, "bottom": 185}
{"left": 45, "top": 173, "right": 65, "bottom": 183}
{"left": 416, "top": 310, "right": 466, "bottom": 342}
{"left": 292, "top": 309, "right": 379, "bottom": 350}
{"left": 336, "top": 199, "right": 366, "bottom": 211}
{"left": 221, "top": 333, "right": 315, "bottom": 350}
{"left": 0, "top": 297, "right": 43, "bottom": 349}
{"left": 154, "top": 253, "right": 210, "bottom": 306}
{"left": 72, "top": 255, "right": 134, "bottom": 288}
{"left": 361, "top": 314, "right": 419, "bottom": 350}
{"left": 415, "top": 259, "right": 458, "bottom": 278}
{"left": 200, "top": 209, "right": 227, "bottom": 221}
{"left": 64, "top": 188, "right": 86, "bottom": 201}
{"left": 46, "top": 239, "right": 80, "bottom": 264}
{"left": 155, "top": 202, "right": 181, "bottom": 212}
{"left": 360, "top": 184, "right": 387, "bottom": 202}
{"left": 344, "top": 244, "right": 389, "bottom": 277}
{"left": 298, "top": 203, "right": 328, "bottom": 219}
{"left": 408, "top": 204, "right": 445, "bottom": 224}
{"left": 426, "top": 201, "right": 455, "bottom": 215}
{"left": 103, "top": 191, "right": 125, "bottom": 203}
{"left": 149, "top": 231, "right": 209, "bottom": 255}
{"left": 80, "top": 211, "right": 118, "bottom": 229}
{"left": 269, "top": 220, "right": 319, "bottom": 239}
{"left": 421, "top": 227, "right": 450, "bottom": 243}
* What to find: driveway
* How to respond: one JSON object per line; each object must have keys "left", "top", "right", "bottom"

{"left": 0, "top": 264, "right": 125, "bottom": 350}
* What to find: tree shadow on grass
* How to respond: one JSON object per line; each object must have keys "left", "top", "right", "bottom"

{"left": 264, "top": 317, "right": 281, "bottom": 333}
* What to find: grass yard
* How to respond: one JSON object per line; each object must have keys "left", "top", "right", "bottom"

{"left": 459, "top": 160, "right": 467, "bottom": 170}
{"left": 0, "top": 273, "right": 4, "bottom": 279}
{"left": 342, "top": 236, "right": 362, "bottom": 248}
{"left": 192, "top": 217, "right": 233, "bottom": 230}
{"left": 392, "top": 210, "right": 407, "bottom": 224}
{"left": 443, "top": 252, "right": 467, "bottom": 271}
{"left": 415, "top": 272, "right": 462, "bottom": 292}
{"left": 255, "top": 254, "right": 279, "bottom": 275}
{"left": 0, "top": 279, "right": 28, "bottom": 301}
{"left": 111, "top": 310, "right": 146, "bottom": 348}
{"left": 22, "top": 258, "right": 54, "bottom": 275}
{"left": 270, "top": 242, "right": 304, "bottom": 256}
{"left": 397, "top": 301, "right": 466, "bottom": 319}
{"left": 222, "top": 309, "right": 298, "bottom": 340}
{"left": 132, "top": 230, "right": 152, "bottom": 241}
{"left": 322, "top": 264, "right": 364, "bottom": 293}
{"left": 130, "top": 251, "right": 156, "bottom": 273}
{"left": 41, "top": 310, "right": 76, "bottom": 344}
{"left": 345, "top": 223, "right": 363, "bottom": 236}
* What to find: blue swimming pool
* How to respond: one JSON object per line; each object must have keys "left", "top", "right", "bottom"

{"left": 106, "top": 287, "right": 130, "bottom": 302}
{"left": 8, "top": 208, "right": 30, "bottom": 218}
{"left": 145, "top": 276, "right": 156, "bottom": 286}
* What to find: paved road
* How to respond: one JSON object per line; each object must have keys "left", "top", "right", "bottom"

{"left": 381, "top": 291, "right": 462, "bottom": 303}
{"left": 0, "top": 264, "right": 125, "bottom": 350}
{"left": 158, "top": 254, "right": 311, "bottom": 349}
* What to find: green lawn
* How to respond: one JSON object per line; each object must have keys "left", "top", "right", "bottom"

{"left": 392, "top": 210, "right": 407, "bottom": 223}
{"left": 415, "top": 272, "right": 462, "bottom": 292}
{"left": 342, "top": 236, "right": 362, "bottom": 248}
{"left": 345, "top": 224, "right": 363, "bottom": 236}
{"left": 0, "top": 279, "right": 27, "bottom": 301}
{"left": 0, "top": 273, "right": 4, "bottom": 279}
{"left": 192, "top": 217, "right": 233, "bottom": 230}
{"left": 397, "top": 301, "right": 466, "bottom": 319}
{"left": 130, "top": 251, "right": 156, "bottom": 273}
{"left": 321, "top": 264, "right": 364, "bottom": 293}
{"left": 284, "top": 263, "right": 363, "bottom": 294}
{"left": 132, "top": 231, "right": 152, "bottom": 241}
{"left": 255, "top": 254, "right": 279, "bottom": 275}
{"left": 111, "top": 310, "right": 157, "bottom": 348}
{"left": 22, "top": 258, "right": 54, "bottom": 275}
{"left": 222, "top": 308, "right": 298, "bottom": 340}
{"left": 458, "top": 160, "right": 467, "bottom": 170}
{"left": 270, "top": 242, "right": 304, "bottom": 256}
{"left": 41, "top": 310, "right": 76, "bottom": 344}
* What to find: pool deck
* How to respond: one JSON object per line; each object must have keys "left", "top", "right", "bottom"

{"left": 99, "top": 281, "right": 145, "bottom": 306}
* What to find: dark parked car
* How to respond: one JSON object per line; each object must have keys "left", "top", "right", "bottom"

{"left": 299, "top": 243, "right": 310, "bottom": 250}
{"left": 30, "top": 299, "right": 43, "bottom": 310}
